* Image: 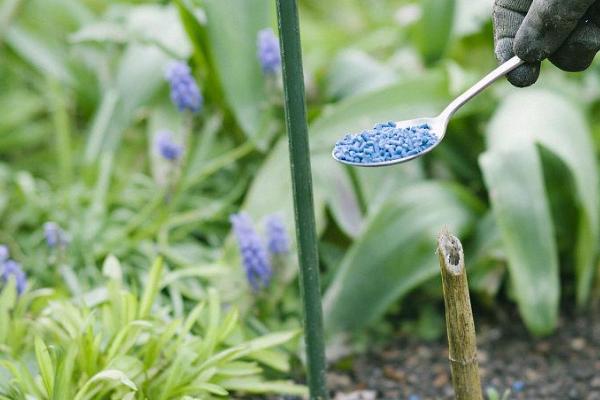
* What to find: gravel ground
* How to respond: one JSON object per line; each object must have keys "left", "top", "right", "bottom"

{"left": 327, "top": 312, "right": 600, "bottom": 399}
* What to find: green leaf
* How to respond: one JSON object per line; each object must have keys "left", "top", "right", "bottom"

{"left": 5, "top": 25, "right": 72, "bottom": 83}
{"left": 454, "top": 0, "right": 490, "bottom": 37}
{"left": 34, "top": 337, "right": 54, "bottom": 396}
{"left": 412, "top": 0, "right": 455, "bottom": 64}
{"left": 73, "top": 369, "right": 137, "bottom": 400}
{"left": 323, "top": 182, "right": 480, "bottom": 335}
{"left": 325, "top": 50, "right": 397, "bottom": 100}
{"left": 102, "top": 254, "right": 123, "bottom": 282}
{"left": 52, "top": 344, "right": 77, "bottom": 400}
{"left": 480, "top": 147, "right": 559, "bottom": 335}
{"left": 138, "top": 257, "right": 164, "bottom": 319}
{"left": 203, "top": 0, "right": 272, "bottom": 141}
{"left": 218, "top": 378, "right": 307, "bottom": 395}
{"left": 481, "top": 89, "right": 598, "bottom": 323}
{"left": 84, "top": 44, "right": 169, "bottom": 163}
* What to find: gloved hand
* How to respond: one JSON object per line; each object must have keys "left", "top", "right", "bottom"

{"left": 493, "top": 0, "right": 600, "bottom": 87}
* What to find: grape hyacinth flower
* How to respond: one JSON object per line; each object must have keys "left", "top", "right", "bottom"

{"left": 265, "top": 214, "right": 289, "bottom": 255}
{"left": 44, "top": 221, "right": 68, "bottom": 248}
{"left": 257, "top": 28, "right": 281, "bottom": 74}
{"left": 154, "top": 131, "right": 183, "bottom": 161}
{"left": 230, "top": 212, "right": 272, "bottom": 291}
{"left": 1, "top": 259, "right": 26, "bottom": 294}
{"left": 0, "top": 245, "right": 8, "bottom": 262}
{"left": 512, "top": 380, "right": 525, "bottom": 393}
{"left": 165, "top": 61, "right": 203, "bottom": 113}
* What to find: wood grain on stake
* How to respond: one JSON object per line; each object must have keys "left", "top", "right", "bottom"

{"left": 438, "top": 230, "right": 483, "bottom": 400}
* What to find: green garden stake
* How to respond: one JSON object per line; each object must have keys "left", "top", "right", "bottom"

{"left": 276, "top": 1, "right": 329, "bottom": 399}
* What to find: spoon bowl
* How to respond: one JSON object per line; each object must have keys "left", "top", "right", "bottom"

{"left": 332, "top": 56, "right": 524, "bottom": 167}
{"left": 331, "top": 116, "right": 447, "bottom": 167}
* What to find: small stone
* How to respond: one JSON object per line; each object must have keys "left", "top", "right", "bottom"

{"left": 568, "top": 387, "right": 580, "bottom": 399}
{"left": 333, "top": 390, "right": 377, "bottom": 400}
{"left": 571, "top": 337, "right": 586, "bottom": 351}
{"left": 433, "top": 372, "right": 448, "bottom": 387}
{"left": 383, "top": 366, "right": 405, "bottom": 382}
{"left": 535, "top": 341, "right": 551, "bottom": 353}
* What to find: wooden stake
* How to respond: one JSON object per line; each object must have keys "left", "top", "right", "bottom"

{"left": 437, "top": 230, "right": 483, "bottom": 400}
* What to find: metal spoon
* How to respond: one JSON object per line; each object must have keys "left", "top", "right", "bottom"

{"left": 332, "top": 56, "right": 525, "bottom": 167}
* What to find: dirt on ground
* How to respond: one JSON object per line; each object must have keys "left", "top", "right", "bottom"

{"left": 327, "top": 312, "right": 600, "bottom": 400}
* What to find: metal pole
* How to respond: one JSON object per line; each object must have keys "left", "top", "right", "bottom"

{"left": 275, "top": 1, "right": 328, "bottom": 398}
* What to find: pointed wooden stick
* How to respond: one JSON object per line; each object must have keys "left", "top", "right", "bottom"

{"left": 437, "top": 230, "right": 483, "bottom": 400}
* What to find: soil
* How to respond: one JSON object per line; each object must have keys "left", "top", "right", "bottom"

{"left": 327, "top": 311, "right": 600, "bottom": 400}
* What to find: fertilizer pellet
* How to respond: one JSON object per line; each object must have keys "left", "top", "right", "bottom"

{"left": 333, "top": 121, "right": 437, "bottom": 164}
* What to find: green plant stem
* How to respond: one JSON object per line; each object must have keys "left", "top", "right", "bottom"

{"left": 437, "top": 230, "right": 483, "bottom": 400}
{"left": 182, "top": 141, "right": 254, "bottom": 191}
{"left": 276, "top": 1, "right": 328, "bottom": 399}
{"left": 47, "top": 78, "right": 73, "bottom": 186}
{"left": 0, "top": 0, "right": 25, "bottom": 44}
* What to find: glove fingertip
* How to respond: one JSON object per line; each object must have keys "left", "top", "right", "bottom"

{"left": 506, "top": 63, "right": 541, "bottom": 87}
{"left": 550, "top": 52, "right": 596, "bottom": 72}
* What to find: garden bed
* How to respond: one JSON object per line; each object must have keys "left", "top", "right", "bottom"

{"left": 329, "top": 311, "right": 600, "bottom": 399}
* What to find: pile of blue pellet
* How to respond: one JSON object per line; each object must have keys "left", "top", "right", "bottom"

{"left": 333, "top": 121, "right": 437, "bottom": 164}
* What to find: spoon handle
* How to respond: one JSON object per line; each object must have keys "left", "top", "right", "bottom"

{"left": 440, "top": 56, "right": 524, "bottom": 119}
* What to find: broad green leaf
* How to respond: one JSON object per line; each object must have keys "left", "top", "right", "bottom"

{"left": 5, "top": 25, "right": 72, "bottom": 83}
{"left": 323, "top": 182, "right": 481, "bottom": 335}
{"left": 325, "top": 50, "right": 397, "bottom": 100}
{"left": 480, "top": 146, "right": 559, "bottom": 335}
{"left": 454, "top": 0, "right": 491, "bottom": 37}
{"left": 85, "top": 44, "right": 169, "bottom": 163}
{"left": 69, "top": 21, "right": 127, "bottom": 44}
{"left": 412, "top": 0, "right": 455, "bottom": 65}
{"left": 483, "top": 89, "right": 598, "bottom": 308}
{"left": 203, "top": 0, "right": 272, "bottom": 141}
{"left": 127, "top": 5, "right": 191, "bottom": 58}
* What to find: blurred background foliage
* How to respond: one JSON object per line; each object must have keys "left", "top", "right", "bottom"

{"left": 1, "top": 0, "right": 600, "bottom": 392}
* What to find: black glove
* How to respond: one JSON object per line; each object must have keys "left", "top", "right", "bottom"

{"left": 493, "top": 0, "right": 600, "bottom": 87}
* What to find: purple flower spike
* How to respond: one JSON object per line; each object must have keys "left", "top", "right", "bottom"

{"left": 265, "top": 214, "right": 289, "bottom": 255}
{"left": 0, "top": 245, "right": 8, "bottom": 262}
{"left": 155, "top": 131, "right": 183, "bottom": 161}
{"left": 257, "top": 28, "right": 281, "bottom": 75}
{"left": 44, "top": 222, "right": 69, "bottom": 248}
{"left": 2, "top": 260, "right": 26, "bottom": 294}
{"left": 230, "top": 212, "right": 272, "bottom": 291}
{"left": 165, "top": 61, "right": 203, "bottom": 113}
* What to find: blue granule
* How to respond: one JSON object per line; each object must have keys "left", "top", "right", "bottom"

{"left": 333, "top": 121, "right": 437, "bottom": 164}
